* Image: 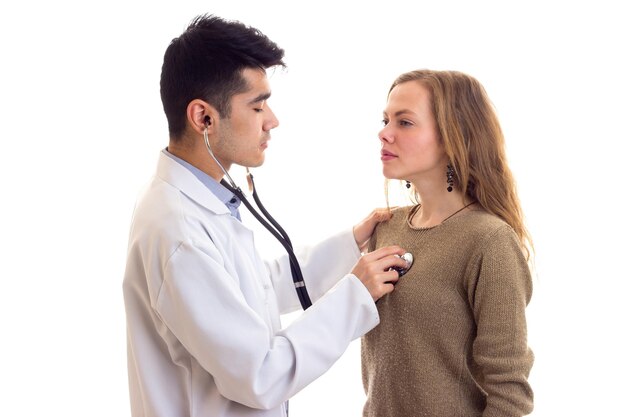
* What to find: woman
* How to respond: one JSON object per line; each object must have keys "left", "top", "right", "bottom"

{"left": 362, "top": 70, "right": 534, "bottom": 417}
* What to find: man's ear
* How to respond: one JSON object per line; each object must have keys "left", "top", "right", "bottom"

{"left": 187, "top": 100, "right": 217, "bottom": 135}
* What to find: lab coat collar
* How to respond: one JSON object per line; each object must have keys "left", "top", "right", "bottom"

{"left": 156, "top": 151, "right": 230, "bottom": 216}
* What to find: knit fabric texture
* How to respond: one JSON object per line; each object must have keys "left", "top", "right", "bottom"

{"left": 362, "top": 206, "right": 533, "bottom": 417}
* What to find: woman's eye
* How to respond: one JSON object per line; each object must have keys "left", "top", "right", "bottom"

{"left": 381, "top": 119, "right": 389, "bottom": 126}
{"left": 399, "top": 120, "right": 413, "bottom": 127}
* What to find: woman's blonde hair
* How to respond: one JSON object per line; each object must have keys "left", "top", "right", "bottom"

{"left": 388, "top": 69, "right": 533, "bottom": 259}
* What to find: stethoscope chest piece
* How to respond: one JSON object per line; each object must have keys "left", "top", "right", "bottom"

{"left": 394, "top": 252, "right": 414, "bottom": 277}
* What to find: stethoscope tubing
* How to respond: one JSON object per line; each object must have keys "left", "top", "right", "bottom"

{"left": 204, "top": 127, "right": 312, "bottom": 310}
{"left": 220, "top": 177, "right": 312, "bottom": 310}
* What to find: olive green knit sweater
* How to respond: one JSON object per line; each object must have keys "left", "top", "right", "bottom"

{"left": 362, "top": 206, "right": 533, "bottom": 417}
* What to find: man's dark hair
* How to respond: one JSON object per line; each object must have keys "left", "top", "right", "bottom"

{"left": 160, "top": 14, "right": 286, "bottom": 139}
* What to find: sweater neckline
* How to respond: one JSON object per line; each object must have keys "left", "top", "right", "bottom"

{"left": 406, "top": 204, "right": 476, "bottom": 231}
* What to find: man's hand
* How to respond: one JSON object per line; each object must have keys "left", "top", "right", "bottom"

{"left": 353, "top": 208, "right": 394, "bottom": 252}
{"left": 350, "top": 246, "right": 408, "bottom": 301}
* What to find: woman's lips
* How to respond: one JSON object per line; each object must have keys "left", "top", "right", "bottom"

{"left": 381, "top": 150, "right": 397, "bottom": 161}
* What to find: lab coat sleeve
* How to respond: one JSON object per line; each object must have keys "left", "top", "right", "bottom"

{"left": 266, "top": 229, "right": 362, "bottom": 314}
{"left": 156, "top": 239, "right": 378, "bottom": 410}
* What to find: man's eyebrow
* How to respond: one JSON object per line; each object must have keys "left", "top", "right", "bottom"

{"left": 249, "top": 92, "right": 271, "bottom": 104}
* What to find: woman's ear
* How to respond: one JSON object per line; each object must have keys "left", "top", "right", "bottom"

{"left": 187, "top": 100, "right": 217, "bottom": 135}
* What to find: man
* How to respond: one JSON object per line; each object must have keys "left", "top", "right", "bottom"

{"left": 123, "top": 14, "right": 407, "bottom": 417}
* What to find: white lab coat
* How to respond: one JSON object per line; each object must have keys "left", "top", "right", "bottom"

{"left": 123, "top": 152, "right": 379, "bottom": 417}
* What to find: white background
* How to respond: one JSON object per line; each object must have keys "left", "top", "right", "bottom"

{"left": 1, "top": 0, "right": 624, "bottom": 416}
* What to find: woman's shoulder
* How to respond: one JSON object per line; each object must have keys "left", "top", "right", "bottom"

{"left": 461, "top": 209, "right": 509, "bottom": 231}
{"left": 457, "top": 210, "right": 522, "bottom": 253}
{"left": 452, "top": 209, "right": 518, "bottom": 244}
{"left": 390, "top": 205, "right": 414, "bottom": 216}
{"left": 387, "top": 205, "right": 414, "bottom": 226}
{"left": 370, "top": 206, "right": 413, "bottom": 236}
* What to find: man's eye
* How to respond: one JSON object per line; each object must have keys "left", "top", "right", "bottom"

{"left": 381, "top": 119, "right": 389, "bottom": 126}
{"left": 254, "top": 108, "right": 264, "bottom": 113}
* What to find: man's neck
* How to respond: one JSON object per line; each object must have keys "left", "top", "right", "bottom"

{"left": 167, "top": 138, "right": 226, "bottom": 182}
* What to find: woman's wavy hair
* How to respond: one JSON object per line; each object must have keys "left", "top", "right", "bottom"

{"left": 388, "top": 69, "right": 533, "bottom": 260}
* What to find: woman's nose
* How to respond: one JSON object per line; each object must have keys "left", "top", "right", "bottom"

{"left": 379, "top": 126, "right": 393, "bottom": 143}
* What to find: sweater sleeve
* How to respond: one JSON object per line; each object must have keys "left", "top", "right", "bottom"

{"left": 467, "top": 225, "right": 534, "bottom": 417}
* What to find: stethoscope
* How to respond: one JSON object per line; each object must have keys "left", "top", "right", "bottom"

{"left": 203, "top": 119, "right": 414, "bottom": 310}
{"left": 203, "top": 121, "right": 313, "bottom": 310}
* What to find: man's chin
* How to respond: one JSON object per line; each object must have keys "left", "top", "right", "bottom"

{"left": 238, "top": 155, "right": 265, "bottom": 169}
{"left": 254, "top": 152, "right": 268, "bottom": 167}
